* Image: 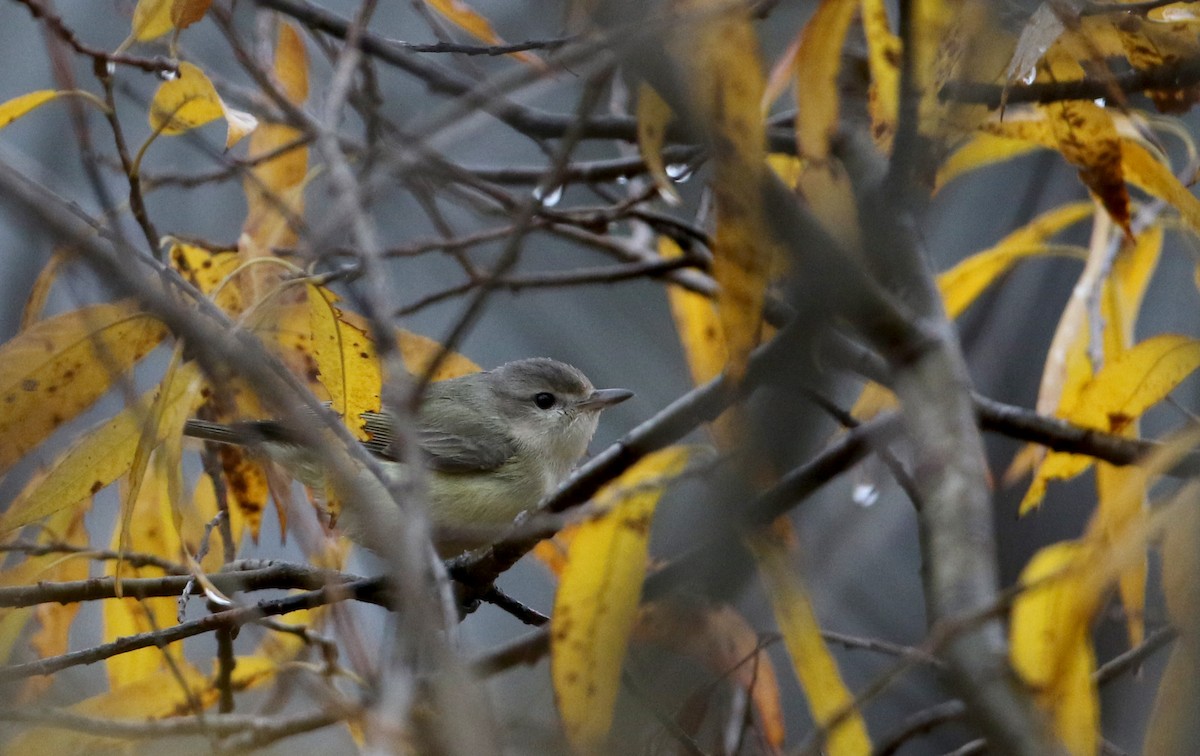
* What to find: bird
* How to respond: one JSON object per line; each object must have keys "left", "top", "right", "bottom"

{"left": 182, "top": 358, "right": 632, "bottom": 553}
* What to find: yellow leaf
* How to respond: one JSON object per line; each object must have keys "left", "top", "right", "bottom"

{"left": 937, "top": 131, "right": 1043, "bottom": 189}
{"left": 0, "top": 302, "right": 167, "bottom": 474}
{"left": 766, "top": 153, "right": 802, "bottom": 189}
{"left": 551, "top": 447, "right": 693, "bottom": 752}
{"left": 396, "top": 330, "right": 481, "bottom": 382}
{"left": 104, "top": 459, "right": 186, "bottom": 687}
{"left": 131, "top": 0, "right": 174, "bottom": 41}
{"left": 633, "top": 599, "right": 786, "bottom": 750}
{"left": 748, "top": 529, "right": 871, "bottom": 756}
{"left": 1104, "top": 225, "right": 1162, "bottom": 360}
{"left": 308, "top": 284, "right": 383, "bottom": 442}
{"left": 1020, "top": 334, "right": 1200, "bottom": 513}
{"left": 793, "top": 0, "right": 862, "bottom": 250}
{"left": 1067, "top": 334, "right": 1200, "bottom": 431}
{"left": 794, "top": 0, "right": 858, "bottom": 163}
{"left": 0, "top": 90, "right": 59, "bottom": 129}
{"left": 424, "top": 0, "right": 540, "bottom": 66}
{"left": 171, "top": 0, "right": 212, "bottom": 29}
{"left": 1087, "top": 227, "right": 1162, "bottom": 645}
{"left": 936, "top": 202, "right": 1093, "bottom": 319}
{"left": 1010, "top": 542, "right": 1100, "bottom": 756}
{"left": 636, "top": 83, "right": 680, "bottom": 205}
{"left": 1116, "top": 15, "right": 1200, "bottom": 113}
{"left": 661, "top": 236, "right": 726, "bottom": 386}
{"left": 168, "top": 241, "right": 244, "bottom": 312}
{"left": 0, "top": 363, "right": 202, "bottom": 533}
{"left": 860, "top": 0, "right": 900, "bottom": 149}
{"left": 149, "top": 62, "right": 258, "bottom": 147}
{"left": 1121, "top": 140, "right": 1200, "bottom": 236}
{"left": 1043, "top": 51, "right": 1130, "bottom": 233}
{"left": 1160, "top": 485, "right": 1200, "bottom": 632}
{"left": 242, "top": 22, "right": 309, "bottom": 286}
{"left": 670, "top": 0, "right": 768, "bottom": 382}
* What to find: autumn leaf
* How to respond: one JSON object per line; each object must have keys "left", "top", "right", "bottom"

{"left": 636, "top": 83, "right": 680, "bottom": 205}
{"left": 0, "top": 363, "right": 203, "bottom": 534}
{"left": 552, "top": 446, "right": 694, "bottom": 752}
{"left": 242, "top": 22, "right": 309, "bottom": 299}
{"left": 860, "top": 0, "right": 900, "bottom": 149}
{"left": 748, "top": 528, "right": 871, "bottom": 755}
{"left": 936, "top": 201, "right": 1093, "bottom": 319}
{"left": 1010, "top": 542, "right": 1101, "bottom": 756}
{"left": 149, "top": 62, "right": 257, "bottom": 148}
{"left": 171, "top": 0, "right": 212, "bottom": 30}
{"left": 129, "top": 0, "right": 174, "bottom": 41}
{"left": 0, "top": 301, "right": 167, "bottom": 474}
{"left": 104, "top": 458, "right": 188, "bottom": 687}
{"left": 1085, "top": 224, "right": 1163, "bottom": 646}
{"left": 668, "top": 0, "right": 769, "bottom": 383}
{"left": 307, "top": 283, "right": 383, "bottom": 442}
{"left": 169, "top": 242, "right": 244, "bottom": 313}
{"left": 0, "top": 90, "right": 59, "bottom": 129}
{"left": 424, "top": 0, "right": 541, "bottom": 66}
{"left": 792, "top": 0, "right": 862, "bottom": 250}
{"left": 1020, "top": 334, "right": 1200, "bottom": 512}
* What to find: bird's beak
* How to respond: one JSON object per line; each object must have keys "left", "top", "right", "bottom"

{"left": 578, "top": 388, "right": 634, "bottom": 411}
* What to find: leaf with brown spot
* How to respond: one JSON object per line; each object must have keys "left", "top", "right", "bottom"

{"left": 747, "top": 527, "right": 871, "bottom": 755}
{"left": 1041, "top": 50, "right": 1130, "bottom": 234}
{"left": 169, "top": 241, "right": 243, "bottom": 313}
{"left": 308, "top": 283, "right": 382, "bottom": 442}
{"left": 552, "top": 447, "right": 696, "bottom": 751}
{"left": 0, "top": 363, "right": 203, "bottom": 534}
{"left": 667, "top": 0, "right": 768, "bottom": 383}
{"left": 0, "top": 301, "right": 167, "bottom": 475}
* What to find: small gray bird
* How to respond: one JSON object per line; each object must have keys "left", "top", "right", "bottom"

{"left": 183, "top": 358, "right": 632, "bottom": 553}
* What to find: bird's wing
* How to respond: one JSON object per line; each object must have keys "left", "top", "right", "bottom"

{"left": 361, "top": 404, "right": 516, "bottom": 473}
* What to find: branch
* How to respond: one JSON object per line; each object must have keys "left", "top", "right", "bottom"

{"left": 0, "top": 578, "right": 382, "bottom": 682}
{"left": 941, "top": 58, "right": 1200, "bottom": 107}
{"left": 0, "top": 562, "right": 375, "bottom": 609}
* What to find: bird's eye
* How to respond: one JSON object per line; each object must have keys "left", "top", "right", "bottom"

{"left": 534, "top": 392, "right": 556, "bottom": 409}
